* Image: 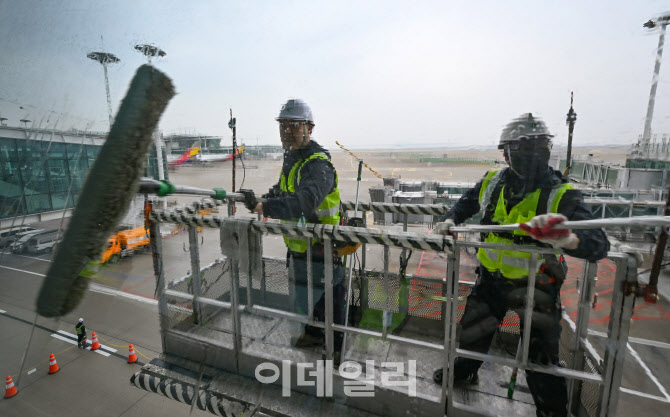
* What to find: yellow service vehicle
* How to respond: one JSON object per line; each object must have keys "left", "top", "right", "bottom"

{"left": 101, "top": 226, "right": 150, "bottom": 263}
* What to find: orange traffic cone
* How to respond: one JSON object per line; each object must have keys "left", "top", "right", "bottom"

{"left": 4, "top": 375, "right": 17, "bottom": 398}
{"left": 90, "top": 332, "right": 101, "bottom": 351}
{"left": 48, "top": 353, "right": 60, "bottom": 374}
{"left": 128, "top": 344, "right": 138, "bottom": 363}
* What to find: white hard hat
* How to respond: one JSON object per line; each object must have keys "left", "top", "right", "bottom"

{"left": 79, "top": 318, "right": 84, "bottom": 323}
{"left": 276, "top": 99, "right": 315, "bottom": 125}
{"left": 499, "top": 113, "right": 553, "bottom": 149}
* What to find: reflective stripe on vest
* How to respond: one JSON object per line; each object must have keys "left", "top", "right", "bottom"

{"left": 477, "top": 176, "right": 574, "bottom": 279}
{"left": 279, "top": 152, "right": 341, "bottom": 253}
{"left": 479, "top": 170, "right": 504, "bottom": 213}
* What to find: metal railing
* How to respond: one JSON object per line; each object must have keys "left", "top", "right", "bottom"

{"left": 145, "top": 199, "right": 667, "bottom": 416}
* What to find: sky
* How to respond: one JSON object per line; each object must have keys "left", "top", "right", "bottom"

{"left": 0, "top": 0, "right": 669, "bottom": 149}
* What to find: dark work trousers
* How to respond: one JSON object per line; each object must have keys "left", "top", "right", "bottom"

{"left": 290, "top": 255, "right": 346, "bottom": 352}
{"left": 77, "top": 333, "right": 86, "bottom": 347}
{"left": 456, "top": 269, "right": 567, "bottom": 417}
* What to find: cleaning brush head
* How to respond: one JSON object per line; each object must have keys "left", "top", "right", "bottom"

{"left": 36, "top": 64, "right": 175, "bottom": 317}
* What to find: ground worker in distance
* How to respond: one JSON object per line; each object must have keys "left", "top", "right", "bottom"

{"left": 240, "top": 99, "right": 345, "bottom": 358}
{"left": 432, "top": 113, "right": 609, "bottom": 417}
{"left": 76, "top": 317, "right": 87, "bottom": 348}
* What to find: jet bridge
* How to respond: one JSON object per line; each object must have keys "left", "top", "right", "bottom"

{"left": 130, "top": 199, "right": 650, "bottom": 417}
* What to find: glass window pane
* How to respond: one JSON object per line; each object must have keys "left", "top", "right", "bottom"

{"left": 68, "top": 157, "right": 88, "bottom": 191}
{"left": 1, "top": 195, "right": 25, "bottom": 218}
{"left": 47, "top": 159, "right": 69, "bottom": 194}
{"left": 0, "top": 138, "right": 17, "bottom": 161}
{"left": 66, "top": 143, "right": 87, "bottom": 160}
{"left": 24, "top": 193, "right": 52, "bottom": 214}
{"left": 20, "top": 162, "right": 49, "bottom": 194}
{"left": 85, "top": 145, "right": 100, "bottom": 167}
{"left": 46, "top": 142, "right": 66, "bottom": 159}
{"left": 16, "top": 139, "right": 43, "bottom": 163}
{"left": 51, "top": 191, "right": 69, "bottom": 210}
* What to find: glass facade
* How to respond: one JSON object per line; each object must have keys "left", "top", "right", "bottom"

{"left": 1, "top": 135, "right": 97, "bottom": 219}
{"left": 1, "top": 129, "right": 168, "bottom": 220}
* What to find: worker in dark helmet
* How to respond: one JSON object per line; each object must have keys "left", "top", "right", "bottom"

{"left": 432, "top": 113, "right": 609, "bottom": 417}
{"left": 240, "top": 99, "right": 345, "bottom": 357}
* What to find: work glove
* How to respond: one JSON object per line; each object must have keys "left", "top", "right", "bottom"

{"left": 519, "top": 213, "right": 578, "bottom": 248}
{"left": 434, "top": 219, "right": 456, "bottom": 236}
{"left": 239, "top": 189, "right": 259, "bottom": 212}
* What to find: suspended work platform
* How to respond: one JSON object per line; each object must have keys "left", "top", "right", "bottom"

{"left": 129, "top": 199, "right": 657, "bottom": 417}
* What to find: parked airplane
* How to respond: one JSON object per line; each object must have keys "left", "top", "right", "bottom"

{"left": 167, "top": 143, "right": 244, "bottom": 169}
{"left": 194, "top": 145, "right": 244, "bottom": 163}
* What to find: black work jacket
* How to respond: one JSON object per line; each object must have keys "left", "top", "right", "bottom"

{"left": 442, "top": 167, "right": 609, "bottom": 263}
{"left": 262, "top": 140, "right": 337, "bottom": 224}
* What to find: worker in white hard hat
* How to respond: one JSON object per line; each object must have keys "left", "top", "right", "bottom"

{"left": 240, "top": 99, "right": 345, "bottom": 357}
{"left": 76, "top": 318, "right": 87, "bottom": 348}
{"left": 432, "top": 113, "right": 609, "bottom": 417}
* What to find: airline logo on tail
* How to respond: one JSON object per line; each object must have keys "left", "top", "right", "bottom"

{"left": 168, "top": 141, "right": 201, "bottom": 168}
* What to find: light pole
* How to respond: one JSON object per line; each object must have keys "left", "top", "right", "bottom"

{"left": 134, "top": 44, "right": 166, "bottom": 65}
{"left": 641, "top": 14, "right": 670, "bottom": 152}
{"left": 134, "top": 44, "right": 168, "bottom": 190}
{"left": 564, "top": 92, "right": 577, "bottom": 176}
{"left": 86, "top": 52, "right": 120, "bottom": 129}
{"left": 644, "top": 13, "right": 670, "bottom": 304}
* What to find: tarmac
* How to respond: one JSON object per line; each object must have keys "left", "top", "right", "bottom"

{"left": 0, "top": 148, "right": 669, "bottom": 416}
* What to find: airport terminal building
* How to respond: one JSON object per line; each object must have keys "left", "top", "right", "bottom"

{"left": 0, "top": 126, "right": 166, "bottom": 227}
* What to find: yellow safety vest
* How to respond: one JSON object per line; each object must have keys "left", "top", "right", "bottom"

{"left": 476, "top": 170, "right": 573, "bottom": 279}
{"left": 279, "top": 152, "right": 341, "bottom": 253}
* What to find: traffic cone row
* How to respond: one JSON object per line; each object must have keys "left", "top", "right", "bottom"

{"left": 4, "top": 339, "right": 140, "bottom": 398}
{"left": 48, "top": 353, "right": 60, "bottom": 374}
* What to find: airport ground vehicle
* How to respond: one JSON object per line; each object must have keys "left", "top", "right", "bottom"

{"left": 100, "top": 226, "right": 150, "bottom": 263}
{"left": 26, "top": 230, "right": 63, "bottom": 254}
{"left": 8, "top": 229, "right": 47, "bottom": 253}
{"left": 0, "top": 226, "right": 37, "bottom": 248}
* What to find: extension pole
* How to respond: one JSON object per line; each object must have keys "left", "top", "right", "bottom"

{"left": 342, "top": 160, "right": 363, "bottom": 353}
{"left": 507, "top": 338, "right": 523, "bottom": 398}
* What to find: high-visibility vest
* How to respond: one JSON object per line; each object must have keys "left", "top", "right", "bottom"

{"left": 76, "top": 323, "right": 84, "bottom": 335}
{"left": 476, "top": 170, "right": 574, "bottom": 279}
{"left": 279, "top": 152, "right": 341, "bottom": 253}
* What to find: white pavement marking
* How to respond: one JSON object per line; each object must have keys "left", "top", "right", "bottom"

{"left": 51, "top": 333, "right": 78, "bottom": 346}
{"left": 620, "top": 387, "right": 670, "bottom": 403}
{"left": 57, "top": 330, "right": 117, "bottom": 354}
{"left": 89, "top": 287, "right": 117, "bottom": 296}
{"left": 626, "top": 342, "right": 670, "bottom": 402}
{"left": 562, "top": 313, "right": 670, "bottom": 402}
{"left": 27, "top": 368, "right": 36, "bottom": 375}
{"left": 0, "top": 265, "right": 157, "bottom": 307}
{"left": 89, "top": 283, "right": 158, "bottom": 307}
{"left": 562, "top": 313, "right": 603, "bottom": 365}
{"left": 588, "top": 329, "right": 670, "bottom": 350}
{"left": 6, "top": 253, "right": 52, "bottom": 262}
{"left": 50, "top": 332, "right": 111, "bottom": 357}
{"left": 0, "top": 309, "right": 6, "bottom": 314}
{"left": 0, "top": 264, "right": 46, "bottom": 276}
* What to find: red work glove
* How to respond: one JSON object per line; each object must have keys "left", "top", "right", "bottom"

{"left": 519, "top": 214, "right": 578, "bottom": 249}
